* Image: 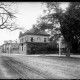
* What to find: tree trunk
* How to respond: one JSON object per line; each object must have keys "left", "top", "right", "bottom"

{"left": 65, "top": 42, "right": 79, "bottom": 57}
{"left": 66, "top": 48, "right": 70, "bottom": 57}
{"left": 65, "top": 42, "right": 71, "bottom": 57}
{"left": 71, "top": 43, "right": 79, "bottom": 54}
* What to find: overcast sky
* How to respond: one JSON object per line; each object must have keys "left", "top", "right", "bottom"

{"left": 0, "top": 2, "right": 69, "bottom": 45}
{"left": 0, "top": 2, "right": 43, "bottom": 45}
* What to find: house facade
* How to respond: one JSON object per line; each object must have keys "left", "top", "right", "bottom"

{"left": 19, "top": 27, "right": 50, "bottom": 54}
{"left": 1, "top": 40, "right": 20, "bottom": 54}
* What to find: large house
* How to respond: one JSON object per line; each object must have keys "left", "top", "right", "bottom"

{"left": 19, "top": 26, "right": 50, "bottom": 54}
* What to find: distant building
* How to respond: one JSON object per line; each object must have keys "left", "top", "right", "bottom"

{"left": 1, "top": 40, "right": 20, "bottom": 54}
{"left": 0, "top": 46, "right": 2, "bottom": 53}
{"left": 19, "top": 26, "right": 50, "bottom": 54}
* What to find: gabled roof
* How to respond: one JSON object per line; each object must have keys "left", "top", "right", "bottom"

{"left": 19, "top": 27, "right": 50, "bottom": 37}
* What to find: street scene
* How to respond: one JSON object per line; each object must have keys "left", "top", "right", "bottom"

{"left": 0, "top": 2, "right": 80, "bottom": 79}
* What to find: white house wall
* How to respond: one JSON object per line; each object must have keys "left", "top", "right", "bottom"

{"left": 19, "top": 45, "right": 22, "bottom": 54}
{"left": 23, "top": 43, "right": 27, "bottom": 54}
{"left": 19, "top": 43, "right": 27, "bottom": 54}
{"left": 19, "top": 35, "right": 50, "bottom": 43}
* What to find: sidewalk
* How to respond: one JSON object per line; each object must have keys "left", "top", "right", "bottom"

{"left": 1, "top": 53, "right": 80, "bottom": 58}
{"left": 0, "top": 53, "right": 64, "bottom": 57}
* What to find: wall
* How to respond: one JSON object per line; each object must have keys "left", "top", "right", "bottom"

{"left": 2, "top": 43, "right": 20, "bottom": 54}
{"left": 19, "top": 43, "right": 27, "bottom": 54}
{"left": 23, "top": 43, "right": 27, "bottom": 54}
{"left": 19, "top": 35, "right": 50, "bottom": 54}
{"left": 19, "top": 35, "right": 50, "bottom": 43}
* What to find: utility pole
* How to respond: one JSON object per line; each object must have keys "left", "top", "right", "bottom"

{"left": 59, "top": 42, "right": 61, "bottom": 56}
{"left": 58, "top": 37, "right": 62, "bottom": 56}
{"left": 9, "top": 43, "right": 11, "bottom": 54}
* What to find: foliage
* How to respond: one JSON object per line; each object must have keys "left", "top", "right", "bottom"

{"left": 35, "top": 42, "right": 59, "bottom": 54}
{"left": 39, "top": 2, "right": 80, "bottom": 53}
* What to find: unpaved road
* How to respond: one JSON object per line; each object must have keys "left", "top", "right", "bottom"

{"left": 0, "top": 56, "right": 49, "bottom": 79}
{"left": 0, "top": 54, "right": 80, "bottom": 79}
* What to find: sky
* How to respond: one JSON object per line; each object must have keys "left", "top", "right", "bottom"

{"left": 0, "top": 2, "right": 69, "bottom": 45}
{"left": 15, "top": 2, "right": 44, "bottom": 30}
{"left": 0, "top": 2, "right": 44, "bottom": 45}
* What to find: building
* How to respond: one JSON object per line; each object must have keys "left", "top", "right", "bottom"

{"left": 0, "top": 46, "right": 3, "bottom": 53}
{"left": 1, "top": 40, "right": 20, "bottom": 54}
{"left": 19, "top": 26, "right": 50, "bottom": 54}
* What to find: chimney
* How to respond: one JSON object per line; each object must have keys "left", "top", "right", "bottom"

{"left": 19, "top": 31, "right": 22, "bottom": 37}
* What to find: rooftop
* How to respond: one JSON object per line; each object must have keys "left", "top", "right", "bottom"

{"left": 19, "top": 27, "right": 50, "bottom": 37}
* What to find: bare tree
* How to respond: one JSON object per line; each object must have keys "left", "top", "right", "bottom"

{"left": 0, "top": 2, "right": 24, "bottom": 31}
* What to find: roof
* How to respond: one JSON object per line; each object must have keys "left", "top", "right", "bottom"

{"left": 19, "top": 27, "right": 50, "bottom": 37}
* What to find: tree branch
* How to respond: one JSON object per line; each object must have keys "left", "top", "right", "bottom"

{"left": 0, "top": 16, "right": 8, "bottom": 27}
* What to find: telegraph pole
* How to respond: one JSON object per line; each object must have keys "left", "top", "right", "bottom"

{"left": 59, "top": 37, "right": 62, "bottom": 56}
{"left": 9, "top": 43, "right": 11, "bottom": 54}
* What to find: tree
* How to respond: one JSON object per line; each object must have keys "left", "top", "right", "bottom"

{"left": 0, "top": 2, "right": 23, "bottom": 31}
{"left": 39, "top": 2, "right": 80, "bottom": 54}
{"left": 36, "top": 14, "right": 61, "bottom": 41}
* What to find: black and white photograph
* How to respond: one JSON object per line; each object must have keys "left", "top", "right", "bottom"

{"left": 0, "top": 2, "right": 80, "bottom": 79}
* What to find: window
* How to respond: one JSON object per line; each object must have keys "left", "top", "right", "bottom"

{"left": 31, "top": 37, "right": 33, "bottom": 42}
{"left": 37, "top": 37, "right": 41, "bottom": 40}
{"left": 22, "top": 38, "right": 23, "bottom": 43}
{"left": 23, "top": 38, "right": 25, "bottom": 42}
{"left": 22, "top": 44, "right": 23, "bottom": 51}
{"left": 44, "top": 38, "right": 46, "bottom": 42}
{"left": 48, "top": 38, "right": 50, "bottom": 41}
{"left": 25, "top": 37, "right": 26, "bottom": 42}
{"left": 14, "top": 44, "right": 15, "bottom": 47}
{"left": 23, "top": 37, "right": 25, "bottom": 42}
{"left": 20, "top": 39, "right": 22, "bottom": 43}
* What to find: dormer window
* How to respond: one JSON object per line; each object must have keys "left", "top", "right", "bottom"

{"left": 31, "top": 37, "right": 33, "bottom": 42}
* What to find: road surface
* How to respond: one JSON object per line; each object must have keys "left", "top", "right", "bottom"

{"left": 0, "top": 54, "right": 80, "bottom": 79}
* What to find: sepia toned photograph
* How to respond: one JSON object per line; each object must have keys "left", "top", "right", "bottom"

{"left": 0, "top": 2, "right": 80, "bottom": 79}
